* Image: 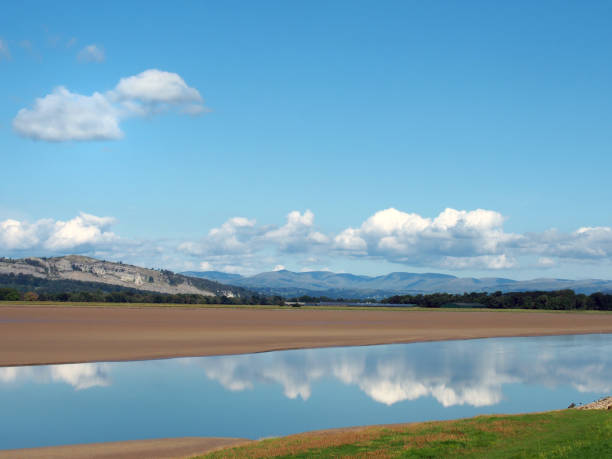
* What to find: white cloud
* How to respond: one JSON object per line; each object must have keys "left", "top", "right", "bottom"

{"left": 177, "top": 211, "right": 330, "bottom": 274}
{"left": 440, "top": 254, "right": 517, "bottom": 270}
{"left": 176, "top": 208, "right": 612, "bottom": 272}
{"left": 13, "top": 87, "right": 122, "bottom": 141}
{"left": 333, "top": 208, "right": 520, "bottom": 269}
{"left": 519, "top": 226, "right": 612, "bottom": 264}
{"left": 264, "top": 210, "right": 329, "bottom": 252}
{"left": 0, "top": 212, "right": 117, "bottom": 252}
{"left": 45, "top": 213, "right": 116, "bottom": 250}
{"left": 77, "top": 44, "right": 105, "bottom": 62}
{"left": 0, "top": 38, "right": 10, "bottom": 60}
{"left": 3, "top": 208, "right": 612, "bottom": 274}
{"left": 334, "top": 227, "right": 367, "bottom": 252}
{"left": 199, "top": 261, "right": 213, "bottom": 271}
{"left": 0, "top": 219, "right": 43, "bottom": 250}
{"left": 112, "top": 69, "right": 203, "bottom": 112}
{"left": 538, "top": 257, "right": 555, "bottom": 267}
{"left": 273, "top": 264, "right": 286, "bottom": 271}
{"left": 554, "top": 227, "right": 612, "bottom": 259}
{"left": 13, "top": 69, "right": 206, "bottom": 142}
{"left": 178, "top": 211, "right": 330, "bottom": 273}
{"left": 179, "top": 217, "right": 258, "bottom": 257}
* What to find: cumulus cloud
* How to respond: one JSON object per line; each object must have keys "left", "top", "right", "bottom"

{"left": 178, "top": 217, "right": 258, "bottom": 258}
{"left": 0, "top": 219, "right": 43, "bottom": 250}
{"left": 13, "top": 69, "right": 206, "bottom": 142}
{"left": 333, "top": 208, "right": 520, "bottom": 269}
{"left": 77, "top": 44, "right": 105, "bottom": 62}
{"left": 264, "top": 210, "right": 329, "bottom": 252}
{"left": 3, "top": 208, "right": 612, "bottom": 274}
{"left": 0, "top": 38, "right": 11, "bottom": 60}
{"left": 0, "top": 212, "right": 117, "bottom": 252}
{"left": 178, "top": 210, "right": 329, "bottom": 273}
{"left": 45, "top": 213, "right": 116, "bottom": 250}
{"left": 176, "top": 207, "right": 612, "bottom": 272}
{"left": 13, "top": 87, "right": 122, "bottom": 141}
{"left": 111, "top": 69, "right": 203, "bottom": 114}
{"left": 532, "top": 227, "right": 612, "bottom": 260}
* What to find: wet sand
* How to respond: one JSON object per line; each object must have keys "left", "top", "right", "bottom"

{"left": 0, "top": 437, "right": 250, "bottom": 459}
{"left": 2, "top": 304, "right": 612, "bottom": 367}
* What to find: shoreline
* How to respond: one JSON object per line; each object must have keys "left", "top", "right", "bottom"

{"left": 3, "top": 405, "right": 611, "bottom": 458}
{"left": 3, "top": 329, "right": 612, "bottom": 369}
{"left": 0, "top": 437, "right": 251, "bottom": 459}
{"left": 2, "top": 304, "right": 612, "bottom": 367}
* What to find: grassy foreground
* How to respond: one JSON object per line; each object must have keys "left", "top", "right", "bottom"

{"left": 198, "top": 410, "right": 612, "bottom": 458}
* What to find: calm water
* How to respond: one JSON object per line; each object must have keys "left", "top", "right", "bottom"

{"left": 1, "top": 334, "right": 612, "bottom": 450}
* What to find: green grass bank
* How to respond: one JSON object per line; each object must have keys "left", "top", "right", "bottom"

{"left": 198, "top": 410, "right": 612, "bottom": 458}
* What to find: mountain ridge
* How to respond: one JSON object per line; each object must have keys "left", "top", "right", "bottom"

{"left": 183, "top": 269, "right": 612, "bottom": 298}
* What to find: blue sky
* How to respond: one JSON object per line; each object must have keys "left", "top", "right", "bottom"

{"left": 1, "top": 1, "right": 611, "bottom": 279}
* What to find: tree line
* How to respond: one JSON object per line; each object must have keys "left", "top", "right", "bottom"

{"left": 0, "top": 272, "right": 283, "bottom": 305}
{"left": 381, "top": 290, "right": 612, "bottom": 311}
{"left": 0, "top": 286, "right": 285, "bottom": 305}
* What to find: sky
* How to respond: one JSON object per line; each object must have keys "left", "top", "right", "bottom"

{"left": 1, "top": 1, "right": 612, "bottom": 279}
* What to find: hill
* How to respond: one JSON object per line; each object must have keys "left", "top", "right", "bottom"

{"left": 0, "top": 256, "right": 245, "bottom": 297}
{"left": 184, "top": 269, "right": 612, "bottom": 299}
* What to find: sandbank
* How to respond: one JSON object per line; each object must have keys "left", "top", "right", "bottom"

{"left": 2, "top": 304, "right": 612, "bottom": 367}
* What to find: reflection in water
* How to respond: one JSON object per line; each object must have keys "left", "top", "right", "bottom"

{"left": 194, "top": 335, "right": 612, "bottom": 407}
{"left": 0, "top": 363, "right": 110, "bottom": 390}
{"left": 1, "top": 335, "right": 611, "bottom": 408}
{"left": 2, "top": 335, "right": 612, "bottom": 450}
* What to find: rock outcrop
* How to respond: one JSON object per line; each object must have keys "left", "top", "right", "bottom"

{"left": 575, "top": 396, "right": 612, "bottom": 410}
{"left": 0, "top": 255, "right": 240, "bottom": 297}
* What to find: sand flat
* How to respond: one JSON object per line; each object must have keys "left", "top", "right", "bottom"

{"left": 2, "top": 305, "right": 612, "bottom": 367}
{"left": 0, "top": 437, "right": 250, "bottom": 459}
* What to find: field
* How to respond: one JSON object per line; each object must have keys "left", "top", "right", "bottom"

{"left": 200, "top": 410, "right": 612, "bottom": 458}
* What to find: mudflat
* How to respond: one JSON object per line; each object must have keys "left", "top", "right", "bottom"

{"left": 2, "top": 305, "right": 612, "bottom": 367}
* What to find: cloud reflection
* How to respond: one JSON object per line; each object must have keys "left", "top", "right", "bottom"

{"left": 195, "top": 336, "right": 612, "bottom": 408}
{"left": 1, "top": 336, "right": 611, "bottom": 406}
{"left": 0, "top": 363, "right": 110, "bottom": 390}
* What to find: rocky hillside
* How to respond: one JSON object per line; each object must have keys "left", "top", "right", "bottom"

{"left": 0, "top": 256, "right": 243, "bottom": 297}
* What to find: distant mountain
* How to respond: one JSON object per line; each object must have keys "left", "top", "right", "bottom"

{"left": 0, "top": 256, "right": 245, "bottom": 297}
{"left": 182, "top": 271, "right": 244, "bottom": 284}
{"left": 183, "top": 269, "right": 612, "bottom": 299}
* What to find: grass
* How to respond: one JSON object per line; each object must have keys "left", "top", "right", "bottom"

{"left": 198, "top": 410, "right": 612, "bottom": 458}
{"left": 2, "top": 300, "right": 612, "bottom": 314}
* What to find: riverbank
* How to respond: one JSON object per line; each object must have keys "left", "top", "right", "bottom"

{"left": 199, "top": 409, "right": 612, "bottom": 458}
{"left": 4, "top": 409, "right": 609, "bottom": 458}
{"left": 0, "top": 437, "right": 249, "bottom": 459}
{"left": 2, "top": 303, "right": 612, "bottom": 366}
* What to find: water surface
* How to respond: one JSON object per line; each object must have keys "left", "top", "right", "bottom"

{"left": 1, "top": 334, "right": 611, "bottom": 450}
